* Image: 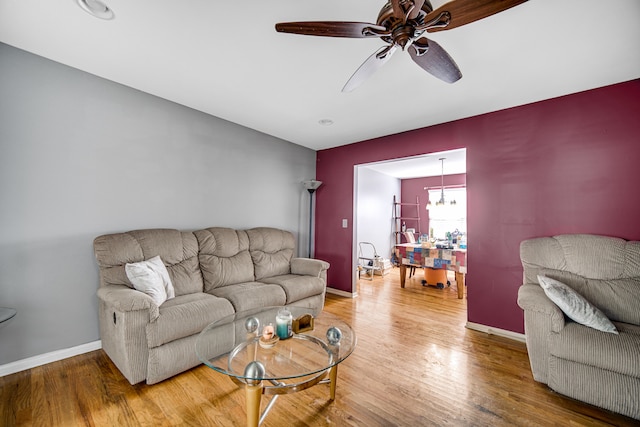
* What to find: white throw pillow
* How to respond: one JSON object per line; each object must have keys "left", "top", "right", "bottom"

{"left": 125, "top": 256, "right": 175, "bottom": 306}
{"left": 537, "top": 275, "right": 618, "bottom": 334}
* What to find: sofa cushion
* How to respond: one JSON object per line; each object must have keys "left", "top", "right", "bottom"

{"left": 94, "top": 229, "right": 203, "bottom": 296}
{"left": 146, "top": 293, "right": 234, "bottom": 349}
{"left": 538, "top": 275, "right": 618, "bottom": 334}
{"left": 539, "top": 269, "right": 640, "bottom": 326}
{"left": 584, "top": 278, "right": 640, "bottom": 325}
{"left": 554, "top": 234, "right": 629, "bottom": 279}
{"left": 195, "top": 228, "right": 255, "bottom": 292}
{"left": 260, "top": 274, "right": 325, "bottom": 304}
{"left": 210, "top": 282, "right": 286, "bottom": 312}
{"left": 247, "top": 227, "right": 294, "bottom": 280}
{"left": 521, "top": 235, "right": 640, "bottom": 284}
{"left": 549, "top": 322, "right": 640, "bottom": 378}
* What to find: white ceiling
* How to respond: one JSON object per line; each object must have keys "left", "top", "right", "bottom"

{"left": 1, "top": 1, "right": 639, "bottom": 151}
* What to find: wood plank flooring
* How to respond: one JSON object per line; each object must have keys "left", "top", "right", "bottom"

{"left": 1, "top": 269, "right": 637, "bottom": 426}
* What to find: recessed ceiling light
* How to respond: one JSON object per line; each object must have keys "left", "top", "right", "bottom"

{"left": 76, "top": 0, "right": 114, "bottom": 20}
{"left": 318, "top": 119, "right": 334, "bottom": 126}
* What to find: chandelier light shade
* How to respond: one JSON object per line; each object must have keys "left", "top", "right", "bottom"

{"left": 302, "top": 180, "right": 323, "bottom": 258}
{"left": 426, "top": 158, "right": 456, "bottom": 210}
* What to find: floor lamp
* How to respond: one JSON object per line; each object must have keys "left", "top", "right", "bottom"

{"left": 302, "top": 179, "right": 323, "bottom": 258}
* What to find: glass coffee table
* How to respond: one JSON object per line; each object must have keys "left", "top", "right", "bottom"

{"left": 195, "top": 306, "right": 356, "bottom": 427}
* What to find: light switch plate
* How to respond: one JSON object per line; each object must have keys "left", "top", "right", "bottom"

{"left": 342, "top": 219, "right": 348, "bottom": 228}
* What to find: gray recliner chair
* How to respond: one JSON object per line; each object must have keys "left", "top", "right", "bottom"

{"left": 517, "top": 234, "right": 640, "bottom": 420}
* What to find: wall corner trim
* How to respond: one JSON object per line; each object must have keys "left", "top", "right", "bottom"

{"left": 0, "top": 340, "right": 102, "bottom": 377}
{"left": 465, "top": 322, "right": 526, "bottom": 343}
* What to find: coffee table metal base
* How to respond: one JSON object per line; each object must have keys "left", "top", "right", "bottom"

{"left": 196, "top": 307, "right": 355, "bottom": 427}
{"left": 235, "top": 365, "right": 339, "bottom": 427}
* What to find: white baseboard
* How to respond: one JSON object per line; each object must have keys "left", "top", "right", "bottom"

{"left": 326, "top": 287, "right": 358, "bottom": 298}
{"left": 466, "top": 322, "right": 526, "bottom": 343}
{"left": 0, "top": 340, "right": 102, "bottom": 377}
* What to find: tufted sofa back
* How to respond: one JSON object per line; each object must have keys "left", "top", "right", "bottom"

{"left": 95, "top": 226, "right": 302, "bottom": 297}
{"left": 194, "top": 227, "right": 255, "bottom": 292}
{"left": 247, "top": 227, "right": 295, "bottom": 280}
{"left": 520, "top": 234, "right": 640, "bottom": 325}
{"left": 93, "top": 229, "right": 203, "bottom": 296}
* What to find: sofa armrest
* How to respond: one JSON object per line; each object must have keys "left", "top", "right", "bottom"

{"left": 517, "top": 284, "right": 565, "bottom": 332}
{"left": 291, "top": 258, "right": 330, "bottom": 278}
{"left": 97, "top": 284, "right": 160, "bottom": 322}
{"left": 517, "top": 283, "right": 567, "bottom": 384}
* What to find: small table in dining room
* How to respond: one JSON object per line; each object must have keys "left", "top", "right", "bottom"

{"left": 195, "top": 306, "right": 356, "bottom": 427}
{"left": 395, "top": 243, "right": 467, "bottom": 299}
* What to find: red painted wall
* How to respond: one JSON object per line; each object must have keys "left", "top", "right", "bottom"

{"left": 315, "top": 80, "right": 640, "bottom": 334}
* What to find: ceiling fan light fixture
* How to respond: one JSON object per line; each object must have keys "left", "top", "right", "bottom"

{"left": 76, "top": 0, "right": 114, "bottom": 20}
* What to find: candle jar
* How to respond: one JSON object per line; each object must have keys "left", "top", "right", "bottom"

{"left": 262, "top": 324, "right": 275, "bottom": 340}
{"left": 275, "top": 308, "right": 292, "bottom": 339}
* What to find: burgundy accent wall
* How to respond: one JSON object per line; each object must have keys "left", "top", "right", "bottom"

{"left": 402, "top": 173, "right": 467, "bottom": 240}
{"left": 315, "top": 80, "right": 640, "bottom": 334}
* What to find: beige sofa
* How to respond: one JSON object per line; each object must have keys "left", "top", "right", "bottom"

{"left": 93, "top": 226, "right": 329, "bottom": 385}
{"left": 517, "top": 234, "right": 640, "bottom": 420}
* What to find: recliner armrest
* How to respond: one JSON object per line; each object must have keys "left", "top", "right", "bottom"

{"left": 291, "top": 258, "right": 330, "bottom": 277}
{"left": 97, "top": 284, "right": 160, "bottom": 322}
{"left": 517, "top": 283, "right": 565, "bottom": 333}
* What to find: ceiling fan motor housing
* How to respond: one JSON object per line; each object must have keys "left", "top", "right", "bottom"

{"left": 377, "top": 1, "right": 433, "bottom": 48}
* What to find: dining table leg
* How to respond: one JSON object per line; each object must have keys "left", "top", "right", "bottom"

{"left": 399, "top": 264, "right": 407, "bottom": 288}
{"left": 455, "top": 272, "right": 465, "bottom": 299}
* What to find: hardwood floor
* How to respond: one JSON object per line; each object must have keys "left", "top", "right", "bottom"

{"left": 1, "top": 269, "right": 637, "bottom": 426}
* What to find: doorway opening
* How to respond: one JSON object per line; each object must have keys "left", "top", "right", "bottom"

{"left": 353, "top": 148, "right": 466, "bottom": 294}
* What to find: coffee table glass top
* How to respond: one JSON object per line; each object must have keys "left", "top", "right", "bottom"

{"left": 195, "top": 306, "right": 356, "bottom": 382}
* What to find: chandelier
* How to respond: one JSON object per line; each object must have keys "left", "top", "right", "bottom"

{"left": 426, "top": 157, "right": 456, "bottom": 209}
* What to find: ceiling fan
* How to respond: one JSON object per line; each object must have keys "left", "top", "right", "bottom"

{"left": 275, "top": 0, "right": 528, "bottom": 92}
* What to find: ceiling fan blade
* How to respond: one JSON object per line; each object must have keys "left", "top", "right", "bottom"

{"left": 342, "top": 45, "right": 398, "bottom": 92}
{"left": 391, "top": 0, "right": 425, "bottom": 21}
{"left": 408, "top": 38, "right": 462, "bottom": 84}
{"left": 275, "top": 21, "right": 387, "bottom": 38}
{"left": 390, "top": 0, "right": 408, "bottom": 20}
{"left": 408, "top": 0, "right": 426, "bottom": 20}
{"left": 425, "top": 0, "right": 528, "bottom": 32}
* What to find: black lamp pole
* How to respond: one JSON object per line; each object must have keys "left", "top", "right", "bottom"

{"left": 302, "top": 180, "right": 323, "bottom": 258}
{"left": 307, "top": 188, "right": 315, "bottom": 258}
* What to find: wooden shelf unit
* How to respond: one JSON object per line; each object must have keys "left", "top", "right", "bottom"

{"left": 393, "top": 195, "right": 421, "bottom": 246}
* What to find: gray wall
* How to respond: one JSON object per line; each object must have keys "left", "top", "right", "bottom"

{"left": 0, "top": 43, "right": 317, "bottom": 365}
{"left": 356, "top": 166, "right": 400, "bottom": 266}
